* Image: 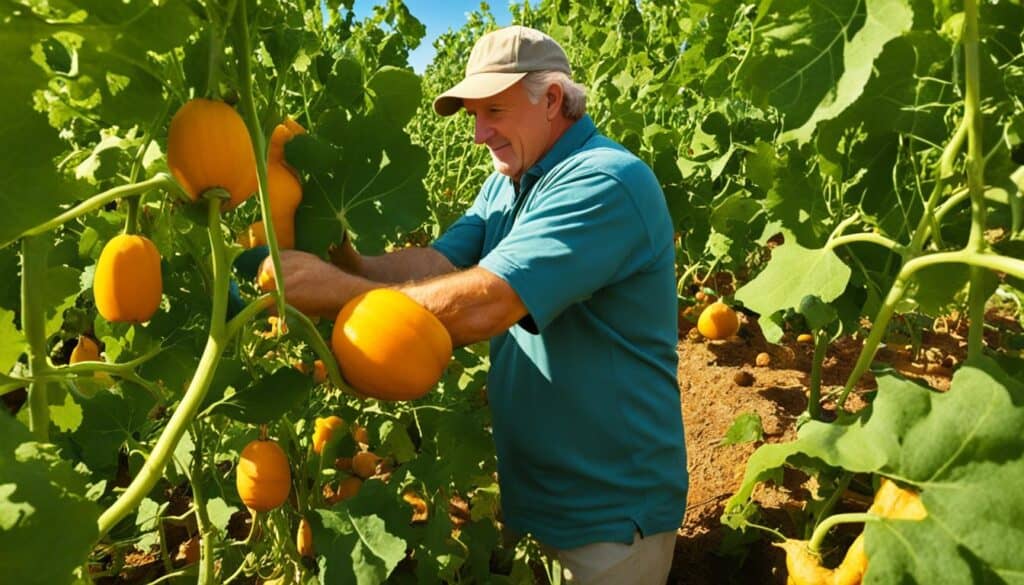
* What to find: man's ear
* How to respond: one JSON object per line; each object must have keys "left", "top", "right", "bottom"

{"left": 546, "top": 83, "right": 563, "bottom": 120}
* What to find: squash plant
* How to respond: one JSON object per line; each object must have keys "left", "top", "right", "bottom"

{"left": 0, "top": 1, "right": 502, "bottom": 584}
{"left": 716, "top": 0, "right": 1024, "bottom": 581}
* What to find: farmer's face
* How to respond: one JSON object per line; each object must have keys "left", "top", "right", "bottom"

{"left": 464, "top": 82, "right": 554, "bottom": 181}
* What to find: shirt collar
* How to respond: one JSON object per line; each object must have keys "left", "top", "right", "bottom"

{"left": 516, "top": 115, "right": 598, "bottom": 195}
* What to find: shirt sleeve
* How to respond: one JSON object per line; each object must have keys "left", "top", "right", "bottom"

{"left": 430, "top": 182, "right": 491, "bottom": 269}
{"left": 479, "top": 170, "right": 652, "bottom": 332}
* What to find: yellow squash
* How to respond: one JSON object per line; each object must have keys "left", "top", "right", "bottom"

{"left": 93, "top": 234, "right": 162, "bottom": 323}
{"left": 235, "top": 439, "right": 291, "bottom": 512}
{"left": 331, "top": 289, "right": 452, "bottom": 401}
{"left": 697, "top": 301, "right": 740, "bottom": 340}
{"left": 166, "top": 98, "right": 258, "bottom": 210}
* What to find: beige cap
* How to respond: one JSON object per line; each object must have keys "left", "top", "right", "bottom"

{"left": 433, "top": 26, "right": 571, "bottom": 116}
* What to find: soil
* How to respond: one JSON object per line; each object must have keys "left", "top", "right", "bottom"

{"left": 666, "top": 312, "right": 975, "bottom": 585}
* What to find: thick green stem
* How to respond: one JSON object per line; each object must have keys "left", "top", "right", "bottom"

{"left": 963, "top": 0, "right": 988, "bottom": 359}
{"left": 837, "top": 248, "right": 1024, "bottom": 408}
{"left": 808, "top": 513, "right": 874, "bottom": 554}
{"left": 807, "top": 330, "right": 828, "bottom": 420}
{"left": 22, "top": 237, "right": 52, "bottom": 441}
{"left": 223, "top": 294, "right": 355, "bottom": 395}
{"left": 190, "top": 425, "right": 216, "bottom": 585}
{"left": 8, "top": 174, "right": 186, "bottom": 246}
{"left": 826, "top": 232, "right": 904, "bottom": 254}
{"left": 98, "top": 197, "right": 231, "bottom": 536}
{"left": 233, "top": 0, "right": 287, "bottom": 320}
{"left": 125, "top": 197, "right": 140, "bottom": 236}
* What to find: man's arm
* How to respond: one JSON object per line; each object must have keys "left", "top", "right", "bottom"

{"left": 330, "top": 238, "right": 457, "bottom": 283}
{"left": 398, "top": 267, "right": 527, "bottom": 347}
{"left": 264, "top": 252, "right": 527, "bottom": 346}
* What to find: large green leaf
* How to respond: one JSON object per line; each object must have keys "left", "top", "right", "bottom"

{"left": 779, "top": 0, "right": 913, "bottom": 143}
{"left": 734, "top": 242, "right": 851, "bottom": 317}
{"left": 0, "top": 4, "right": 87, "bottom": 245}
{"left": 209, "top": 367, "right": 312, "bottom": 424}
{"left": 724, "top": 357, "right": 1024, "bottom": 583}
{"left": 311, "top": 499, "right": 407, "bottom": 585}
{"left": 0, "top": 411, "right": 100, "bottom": 585}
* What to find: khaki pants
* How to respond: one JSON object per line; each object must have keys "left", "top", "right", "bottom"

{"left": 542, "top": 531, "right": 676, "bottom": 585}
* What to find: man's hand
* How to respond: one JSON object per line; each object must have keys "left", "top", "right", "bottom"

{"left": 257, "top": 250, "right": 375, "bottom": 318}
{"left": 328, "top": 231, "right": 363, "bottom": 275}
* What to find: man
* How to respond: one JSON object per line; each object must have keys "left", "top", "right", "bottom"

{"left": 262, "top": 25, "right": 687, "bottom": 584}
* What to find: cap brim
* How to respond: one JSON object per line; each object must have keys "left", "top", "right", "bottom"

{"left": 432, "top": 71, "right": 528, "bottom": 116}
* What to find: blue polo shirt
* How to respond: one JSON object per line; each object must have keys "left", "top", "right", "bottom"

{"left": 432, "top": 115, "right": 687, "bottom": 549}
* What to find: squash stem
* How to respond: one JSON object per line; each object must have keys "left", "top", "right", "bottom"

{"left": 808, "top": 513, "right": 874, "bottom": 554}
{"left": 98, "top": 197, "right": 231, "bottom": 536}
{"left": 233, "top": 0, "right": 288, "bottom": 321}
{"left": 8, "top": 173, "right": 188, "bottom": 246}
{"left": 22, "top": 236, "right": 52, "bottom": 442}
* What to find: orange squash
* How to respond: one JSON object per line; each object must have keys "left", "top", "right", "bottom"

{"left": 70, "top": 336, "right": 102, "bottom": 363}
{"left": 331, "top": 289, "right": 452, "bottom": 401}
{"left": 268, "top": 117, "right": 306, "bottom": 174}
{"left": 235, "top": 439, "right": 291, "bottom": 512}
{"left": 696, "top": 301, "right": 740, "bottom": 340}
{"left": 296, "top": 517, "right": 314, "bottom": 557}
{"left": 70, "top": 336, "right": 113, "bottom": 384}
{"left": 166, "top": 98, "right": 258, "bottom": 210}
{"left": 351, "top": 451, "right": 381, "bottom": 479}
{"left": 325, "top": 476, "right": 362, "bottom": 504}
{"left": 244, "top": 163, "right": 303, "bottom": 249}
{"left": 312, "top": 415, "right": 347, "bottom": 454}
{"left": 94, "top": 234, "right": 162, "bottom": 323}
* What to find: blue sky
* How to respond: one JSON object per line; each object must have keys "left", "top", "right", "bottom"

{"left": 349, "top": 1, "right": 516, "bottom": 73}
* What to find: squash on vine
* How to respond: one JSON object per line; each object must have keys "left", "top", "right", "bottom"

{"left": 331, "top": 289, "right": 452, "bottom": 401}
{"left": 235, "top": 439, "right": 291, "bottom": 512}
{"left": 166, "top": 98, "right": 258, "bottom": 210}
{"left": 296, "top": 517, "right": 314, "bottom": 558}
{"left": 312, "top": 415, "right": 347, "bottom": 454}
{"left": 244, "top": 163, "right": 303, "bottom": 249}
{"left": 268, "top": 117, "right": 305, "bottom": 175}
{"left": 93, "top": 234, "right": 163, "bottom": 323}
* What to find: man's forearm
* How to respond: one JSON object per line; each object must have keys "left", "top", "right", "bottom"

{"left": 397, "top": 267, "right": 527, "bottom": 348}
{"left": 331, "top": 241, "right": 457, "bottom": 283}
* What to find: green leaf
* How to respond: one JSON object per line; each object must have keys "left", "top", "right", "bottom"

{"left": 0, "top": 411, "right": 100, "bottom": 585}
{"left": 64, "top": 384, "right": 156, "bottom": 476}
{"left": 720, "top": 412, "right": 764, "bottom": 446}
{"left": 366, "top": 66, "right": 422, "bottom": 128}
{"left": 0, "top": 6, "right": 87, "bottom": 246}
{"left": 378, "top": 420, "right": 416, "bottom": 464}
{"left": 311, "top": 504, "right": 406, "bottom": 585}
{"left": 49, "top": 391, "right": 83, "bottom": 433}
{"left": 210, "top": 367, "right": 312, "bottom": 424}
{"left": 0, "top": 310, "right": 26, "bottom": 374}
{"left": 205, "top": 497, "right": 237, "bottom": 532}
{"left": 724, "top": 357, "right": 1024, "bottom": 583}
{"left": 734, "top": 242, "right": 851, "bottom": 319}
{"left": 780, "top": 0, "right": 914, "bottom": 143}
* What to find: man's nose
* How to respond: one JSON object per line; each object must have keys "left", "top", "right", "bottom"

{"left": 474, "top": 118, "right": 493, "bottom": 144}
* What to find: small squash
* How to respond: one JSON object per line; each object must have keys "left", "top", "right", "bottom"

{"left": 167, "top": 98, "right": 258, "bottom": 210}
{"left": 235, "top": 439, "right": 291, "bottom": 512}
{"left": 244, "top": 163, "right": 303, "bottom": 249}
{"left": 696, "top": 301, "right": 740, "bottom": 340}
{"left": 268, "top": 117, "right": 306, "bottom": 174}
{"left": 296, "top": 517, "right": 314, "bottom": 557}
{"left": 312, "top": 415, "right": 347, "bottom": 454}
{"left": 351, "top": 451, "right": 381, "bottom": 479}
{"left": 331, "top": 289, "right": 452, "bottom": 401}
{"left": 94, "top": 234, "right": 162, "bottom": 323}
{"left": 70, "top": 336, "right": 102, "bottom": 364}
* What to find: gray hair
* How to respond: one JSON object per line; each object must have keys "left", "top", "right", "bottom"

{"left": 521, "top": 71, "right": 587, "bottom": 120}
